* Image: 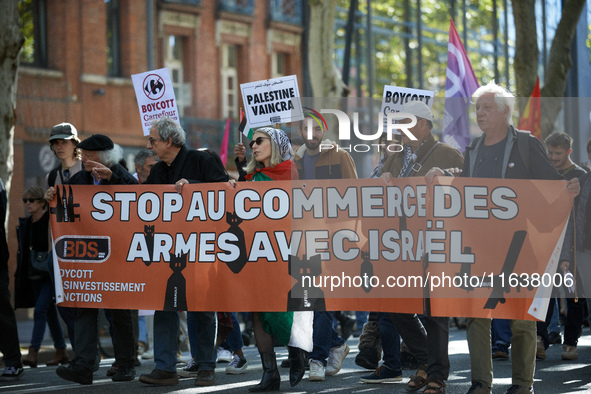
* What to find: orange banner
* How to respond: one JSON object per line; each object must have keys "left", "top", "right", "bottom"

{"left": 50, "top": 177, "right": 572, "bottom": 320}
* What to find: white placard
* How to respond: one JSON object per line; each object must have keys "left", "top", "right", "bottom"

{"left": 240, "top": 75, "right": 304, "bottom": 128}
{"left": 131, "top": 68, "right": 180, "bottom": 136}
{"left": 380, "top": 86, "right": 435, "bottom": 130}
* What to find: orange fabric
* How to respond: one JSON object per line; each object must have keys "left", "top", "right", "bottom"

{"left": 50, "top": 177, "right": 572, "bottom": 320}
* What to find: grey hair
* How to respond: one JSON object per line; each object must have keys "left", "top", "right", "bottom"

{"left": 151, "top": 117, "right": 186, "bottom": 147}
{"left": 473, "top": 81, "right": 516, "bottom": 125}
{"left": 134, "top": 148, "right": 155, "bottom": 166}
{"left": 96, "top": 144, "right": 122, "bottom": 168}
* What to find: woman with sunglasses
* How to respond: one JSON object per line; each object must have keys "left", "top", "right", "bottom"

{"left": 233, "top": 128, "right": 310, "bottom": 391}
{"left": 15, "top": 187, "right": 69, "bottom": 368}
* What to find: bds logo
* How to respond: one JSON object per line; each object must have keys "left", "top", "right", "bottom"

{"left": 55, "top": 235, "right": 111, "bottom": 263}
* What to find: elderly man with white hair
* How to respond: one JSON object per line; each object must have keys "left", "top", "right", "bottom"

{"left": 426, "top": 82, "right": 580, "bottom": 394}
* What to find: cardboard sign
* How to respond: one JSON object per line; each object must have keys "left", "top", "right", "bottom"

{"left": 380, "top": 86, "right": 435, "bottom": 130}
{"left": 131, "top": 68, "right": 180, "bottom": 135}
{"left": 240, "top": 75, "right": 304, "bottom": 128}
{"left": 49, "top": 178, "right": 572, "bottom": 320}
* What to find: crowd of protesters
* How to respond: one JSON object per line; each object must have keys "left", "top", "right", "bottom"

{"left": 0, "top": 81, "right": 588, "bottom": 394}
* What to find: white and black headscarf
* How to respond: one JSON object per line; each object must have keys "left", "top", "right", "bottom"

{"left": 255, "top": 127, "right": 294, "bottom": 161}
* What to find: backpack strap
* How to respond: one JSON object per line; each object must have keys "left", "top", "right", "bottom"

{"left": 409, "top": 142, "right": 440, "bottom": 176}
{"left": 47, "top": 165, "right": 60, "bottom": 187}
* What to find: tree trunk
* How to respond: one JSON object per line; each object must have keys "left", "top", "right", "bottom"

{"left": 540, "top": 0, "right": 585, "bottom": 139}
{"left": 511, "top": 0, "right": 538, "bottom": 111}
{"left": 306, "top": 0, "right": 348, "bottom": 98}
{"left": 0, "top": 0, "right": 23, "bottom": 213}
{"left": 512, "top": 0, "right": 585, "bottom": 140}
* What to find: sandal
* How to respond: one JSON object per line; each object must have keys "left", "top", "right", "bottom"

{"left": 406, "top": 370, "right": 428, "bottom": 392}
{"left": 423, "top": 377, "right": 446, "bottom": 394}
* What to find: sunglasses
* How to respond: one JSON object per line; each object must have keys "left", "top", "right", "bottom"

{"left": 249, "top": 137, "right": 270, "bottom": 149}
{"left": 23, "top": 198, "right": 42, "bottom": 203}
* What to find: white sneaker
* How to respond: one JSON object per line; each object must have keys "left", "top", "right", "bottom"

{"left": 225, "top": 354, "right": 248, "bottom": 374}
{"left": 326, "top": 343, "right": 350, "bottom": 376}
{"left": 141, "top": 349, "right": 154, "bottom": 360}
{"left": 177, "top": 359, "right": 199, "bottom": 378}
{"left": 309, "top": 359, "right": 325, "bottom": 381}
{"left": 217, "top": 348, "right": 233, "bottom": 363}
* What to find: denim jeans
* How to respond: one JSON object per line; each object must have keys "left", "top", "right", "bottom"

{"left": 547, "top": 299, "right": 560, "bottom": 334}
{"left": 218, "top": 312, "right": 244, "bottom": 352}
{"left": 138, "top": 315, "right": 147, "bottom": 344}
{"left": 30, "top": 278, "right": 65, "bottom": 350}
{"left": 377, "top": 312, "right": 401, "bottom": 372}
{"left": 158, "top": 311, "right": 216, "bottom": 372}
{"left": 309, "top": 311, "right": 344, "bottom": 365}
{"left": 491, "top": 319, "right": 512, "bottom": 352}
{"left": 75, "top": 308, "right": 135, "bottom": 370}
{"left": 0, "top": 270, "right": 21, "bottom": 368}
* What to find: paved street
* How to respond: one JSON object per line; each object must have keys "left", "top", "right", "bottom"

{"left": 2, "top": 322, "right": 591, "bottom": 393}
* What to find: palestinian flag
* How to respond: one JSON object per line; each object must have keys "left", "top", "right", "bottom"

{"left": 239, "top": 108, "right": 254, "bottom": 140}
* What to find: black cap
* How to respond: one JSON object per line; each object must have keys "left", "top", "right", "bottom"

{"left": 49, "top": 123, "right": 78, "bottom": 141}
{"left": 77, "top": 134, "right": 114, "bottom": 151}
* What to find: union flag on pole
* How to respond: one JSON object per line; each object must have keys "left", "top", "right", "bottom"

{"left": 443, "top": 19, "right": 479, "bottom": 153}
{"left": 517, "top": 76, "right": 541, "bottom": 140}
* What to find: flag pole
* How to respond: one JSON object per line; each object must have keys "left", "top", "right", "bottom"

{"left": 239, "top": 107, "right": 243, "bottom": 144}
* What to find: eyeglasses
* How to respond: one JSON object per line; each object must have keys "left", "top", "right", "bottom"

{"left": 249, "top": 137, "right": 270, "bottom": 149}
{"left": 22, "top": 198, "right": 41, "bottom": 203}
{"left": 148, "top": 137, "right": 161, "bottom": 145}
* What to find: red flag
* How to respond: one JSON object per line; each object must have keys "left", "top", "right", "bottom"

{"left": 220, "top": 118, "right": 230, "bottom": 165}
{"left": 517, "top": 76, "right": 541, "bottom": 139}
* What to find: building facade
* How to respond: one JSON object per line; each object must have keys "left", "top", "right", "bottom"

{"left": 11, "top": 0, "right": 303, "bottom": 286}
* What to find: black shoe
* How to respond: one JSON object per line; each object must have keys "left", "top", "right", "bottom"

{"left": 56, "top": 363, "right": 93, "bottom": 385}
{"left": 112, "top": 366, "right": 135, "bottom": 382}
{"left": 0, "top": 366, "right": 24, "bottom": 381}
{"left": 249, "top": 352, "right": 280, "bottom": 392}
{"left": 548, "top": 331, "right": 562, "bottom": 345}
{"left": 139, "top": 369, "right": 179, "bottom": 385}
{"left": 106, "top": 363, "right": 118, "bottom": 377}
{"left": 504, "top": 385, "right": 533, "bottom": 394}
{"left": 288, "top": 346, "right": 305, "bottom": 387}
{"left": 355, "top": 347, "right": 380, "bottom": 370}
{"left": 195, "top": 370, "right": 215, "bottom": 386}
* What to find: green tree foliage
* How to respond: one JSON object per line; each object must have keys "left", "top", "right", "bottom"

{"left": 335, "top": 0, "right": 515, "bottom": 98}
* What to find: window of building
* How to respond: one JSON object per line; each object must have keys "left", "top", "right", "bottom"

{"left": 165, "top": 35, "right": 189, "bottom": 116}
{"left": 272, "top": 52, "right": 288, "bottom": 78}
{"left": 106, "top": 0, "right": 121, "bottom": 76}
{"left": 221, "top": 44, "right": 238, "bottom": 119}
{"left": 19, "top": 0, "right": 47, "bottom": 67}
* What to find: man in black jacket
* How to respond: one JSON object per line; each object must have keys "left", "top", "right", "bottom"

{"left": 138, "top": 117, "right": 229, "bottom": 387}
{"left": 54, "top": 134, "right": 138, "bottom": 385}
{"left": 427, "top": 82, "right": 579, "bottom": 394}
